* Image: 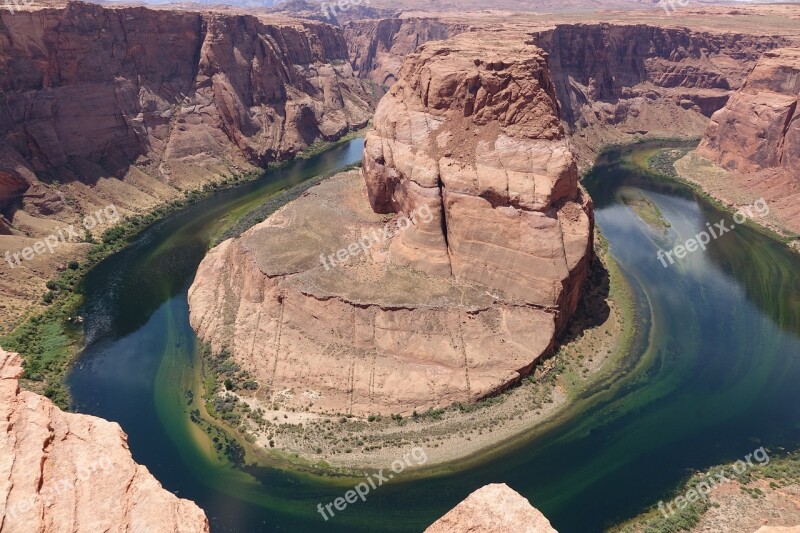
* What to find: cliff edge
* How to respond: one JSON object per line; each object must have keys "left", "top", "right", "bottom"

{"left": 0, "top": 348, "right": 209, "bottom": 532}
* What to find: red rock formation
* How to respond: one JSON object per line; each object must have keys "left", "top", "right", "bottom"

{"left": 362, "top": 30, "right": 594, "bottom": 326}
{"left": 0, "top": 348, "right": 209, "bottom": 532}
{"left": 528, "top": 23, "right": 789, "bottom": 164}
{"left": 532, "top": 24, "right": 785, "bottom": 124}
{"left": 425, "top": 483, "right": 558, "bottom": 533}
{"left": 189, "top": 30, "right": 593, "bottom": 418}
{"left": 698, "top": 48, "right": 799, "bottom": 173}
{"left": 344, "top": 18, "right": 472, "bottom": 86}
{"left": 0, "top": 2, "right": 377, "bottom": 214}
{"left": 694, "top": 47, "right": 800, "bottom": 235}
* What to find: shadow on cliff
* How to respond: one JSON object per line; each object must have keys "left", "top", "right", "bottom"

{"left": 558, "top": 249, "right": 612, "bottom": 346}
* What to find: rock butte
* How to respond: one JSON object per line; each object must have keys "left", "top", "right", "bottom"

{"left": 0, "top": 348, "right": 209, "bottom": 532}
{"left": 189, "top": 30, "right": 594, "bottom": 416}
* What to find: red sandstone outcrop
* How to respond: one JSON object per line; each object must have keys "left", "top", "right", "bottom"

{"left": 698, "top": 48, "right": 799, "bottom": 173}
{"left": 189, "top": 31, "right": 593, "bottom": 417}
{"left": 0, "top": 348, "right": 209, "bottom": 532}
{"left": 693, "top": 47, "right": 800, "bottom": 235}
{"left": 424, "top": 483, "right": 558, "bottom": 533}
{"left": 362, "top": 31, "right": 593, "bottom": 323}
{"left": 0, "top": 1, "right": 377, "bottom": 216}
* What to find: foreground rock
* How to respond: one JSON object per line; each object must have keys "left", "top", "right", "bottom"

{"left": 425, "top": 483, "right": 558, "bottom": 533}
{"left": 189, "top": 31, "right": 593, "bottom": 417}
{"left": 0, "top": 348, "right": 209, "bottom": 532}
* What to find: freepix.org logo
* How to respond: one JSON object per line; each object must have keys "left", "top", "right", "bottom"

{"left": 2, "top": 0, "right": 33, "bottom": 14}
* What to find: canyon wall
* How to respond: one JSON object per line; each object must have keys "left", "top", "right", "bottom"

{"left": 0, "top": 348, "right": 209, "bottom": 532}
{"left": 0, "top": 2, "right": 377, "bottom": 219}
{"left": 697, "top": 48, "right": 799, "bottom": 174}
{"left": 529, "top": 23, "right": 789, "bottom": 164}
{"left": 344, "top": 18, "right": 472, "bottom": 86}
{"left": 0, "top": 1, "right": 378, "bottom": 329}
{"left": 688, "top": 47, "right": 800, "bottom": 236}
{"left": 189, "top": 30, "right": 593, "bottom": 418}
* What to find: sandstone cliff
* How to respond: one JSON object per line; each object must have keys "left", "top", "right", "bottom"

{"left": 424, "top": 483, "right": 558, "bottom": 533}
{"left": 189, "top": 31, "right": 593, "bottom": 417}
{"left": 344, "top": 18, "right": 472, "bottom": 86}
{"left": 530, "top": 23, "right": 789, "bottom": 164}
{"left": 0, "top": 1, "right": 378, "bottom": 329}
{"left": 688, "top": 47, "right": 800, "bottom": 236}
{"left": 0, "top": 348, "right": 209, "bottom": 532}
{"left": 0, "top": 1, "right": 377, "bottom": 218}
{"left": 698, "top": 48, "right": 799, "bottom": 173}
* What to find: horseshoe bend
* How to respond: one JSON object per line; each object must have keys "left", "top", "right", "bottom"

{"left": 1, "top": 1, "right": 800, "bottom": 532}
{"left": 187, "top": 31, "right": 594, "bottom": 417}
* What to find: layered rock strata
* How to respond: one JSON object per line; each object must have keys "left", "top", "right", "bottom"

{"left": 424, "top": 483, "right": 558, "bottom": 533}
{"left": 344, "top": 18, "right": 472, "bottom": 86}
{"left": 189, "top": 31, "right": 593, "bottom": 417}
{"left": 0, "top": 348, "right": 209, "bottom": 532}
{"left": 693, "top": 47, "right": 800, "bottom": 235}
{"left": 362, "top": 31, "right": 593, "bottom": 324}
{"left": 529, "top": 23, "right": 789, "bottom": 164}
{"left": 0, "top": 2, "right": 377, "bottom": 217}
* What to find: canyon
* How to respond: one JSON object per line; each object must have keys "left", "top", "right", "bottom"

{"left": 0, "top": 1, "right": 799, "bottom": 532}
{"left": 0, "top": 0, "right": 378, "bottom": 329}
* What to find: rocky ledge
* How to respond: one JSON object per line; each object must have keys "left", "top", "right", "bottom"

{"left": 425, "top": 483, "right": 558, "bottom": 533}
{"left": 0, "top": 348, "right": 208, "bottom": 532}
{"left": 188, "top": 31, "right": 592, "bottom": 417}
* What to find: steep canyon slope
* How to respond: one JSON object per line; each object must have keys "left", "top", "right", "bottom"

{"left": 0, "top": 1, "right": 378, "bottom": 328}
{"left": 691, "top": 47, "right": 800, "bottom": 236}
{"left": 189, "top": 30, "right": 593, "bottom": 417}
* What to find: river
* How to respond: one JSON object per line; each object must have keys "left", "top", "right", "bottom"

{"left": 67, "top": 139, "right": 800, "bottom": 532}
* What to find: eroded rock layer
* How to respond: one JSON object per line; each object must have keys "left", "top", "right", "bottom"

{"left": 362, "top": 31, "right": 593, "bottom": 321}
{"left": 698, "top": 48, "right": 800, "bottom": 173}
{"left": 0, "top": 2, "right": 377, "bottom": 215}
{"left": 189, "top": 31, "right": 593, "bottom": 417}
{"left": 0, "top": 348, "right": 209, "bottom": 533}
{"left": 344, "top": 18, "right": 472, "bottom": 86}
{"left": 694, "top": 47, "right": 800, "bottom": 234}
